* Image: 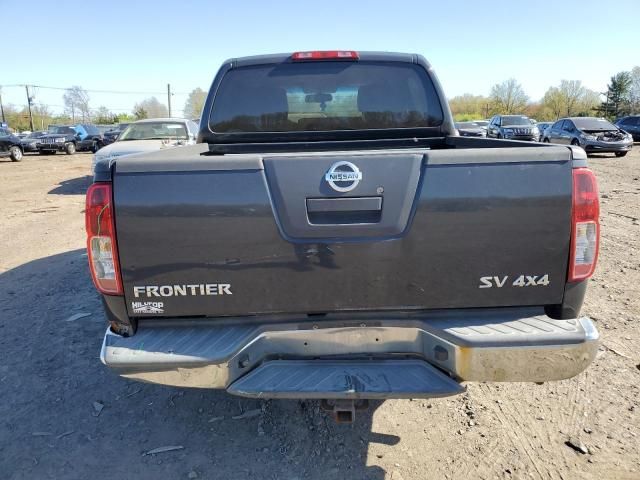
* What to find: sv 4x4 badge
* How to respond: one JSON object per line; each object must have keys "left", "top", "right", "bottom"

{"left": 478, "top": 275, "right": 550, "bottom": 289}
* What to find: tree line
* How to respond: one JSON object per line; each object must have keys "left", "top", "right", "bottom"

{"left": 0, "top": 86, "right": 208, "bottom": 132}
{"left": 3, "top": 67, "right": 639, "bottom": 131}
{"left": 450, "top": 66, "right": 640, "bottom": 121}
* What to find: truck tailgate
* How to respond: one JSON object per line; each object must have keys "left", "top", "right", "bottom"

{"left": 113, "top": 145, "right": 573, "bottom": 318}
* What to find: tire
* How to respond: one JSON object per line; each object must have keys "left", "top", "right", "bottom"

{"left": 615, "top": 151, "right": 628, "bottom": 157}
{"left": 497, "top": 133, "right": 503, "bottom": 139}
{"left": 571, "top": 139, "right": 580, "bottom": 146}
{"left": 91, "top": 141, "right": 103, "bottom": 153}
{"left": 65, "top": 142, "right": 76, "bottom": 155}
{"left": 9, "top": 146, "right": 23, "bottom": 162}
{"left": 543, "top": 138, "right": 550, "bottom": 143}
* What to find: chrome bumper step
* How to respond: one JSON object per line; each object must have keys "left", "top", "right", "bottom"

{"left": 227, "top": 359, "right": 464, "bottom": 399}
{"left": 101, "top": 308, "right": 599, "bottom": 391}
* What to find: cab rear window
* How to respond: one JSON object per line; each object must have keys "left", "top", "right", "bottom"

{"left": 209, "top": 61, "right": 443, "bottom": 133}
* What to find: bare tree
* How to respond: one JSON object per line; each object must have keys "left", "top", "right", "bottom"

{"left": 32, "top": 104, "right": 52, "bottom": 130}
{"left": 183, "top": 88, "right": 207, "bottom": 119}
{"left": 133, "top": 97, "right": 168, "bottom": 118}
{"left": 542, "top": 87, "right": 564, "bottom": 119}
{"left": 629, "top": 66, "right": 640, "bottom": 113}
{"left": 63, "top": 86, "right": 91, "bottom": 122}
{"left": 542, "top": 81, "right": 599, "bottom": 119}
{"left": 489, "top": 79, "right": 528, "bottom": 115}
{"left": 559, "top": 80, "right": 584, "bottom": 116}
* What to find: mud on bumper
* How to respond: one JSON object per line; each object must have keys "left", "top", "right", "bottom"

{"left": 100, "top": 308, "right": 599, "bottom": 399}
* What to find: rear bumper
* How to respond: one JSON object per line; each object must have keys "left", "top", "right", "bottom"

{"left": 100, "top": 308, "right": 599, "bottom": 397}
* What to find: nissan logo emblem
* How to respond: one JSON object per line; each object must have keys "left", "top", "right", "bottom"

{"left": 324, "top": 161, "right": 362, "bottom": 193}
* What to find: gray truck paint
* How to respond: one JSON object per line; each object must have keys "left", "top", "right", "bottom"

{"left": 113, "top": 144, "right": 573, "bottom": 318}
{"left": 95, "top": 52, "right": 599, "bottom": 399}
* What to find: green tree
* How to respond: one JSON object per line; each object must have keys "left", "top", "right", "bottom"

{"left": 489, "top": 79, "right": 528, "bottom": 114}
{"left": 116, "top": 113, "right": 135, "bottom": 123}
{"left": 183, "top": 88, "right": 207, "bottom": 119}
{"left": 601, "top": 71, "right": 632, "bottom": 119}
{"left": 133, "top": 105, "right": 148, "bottom": 120}
{"left": 448, "top": 94, "right": 491, "bottom": 120}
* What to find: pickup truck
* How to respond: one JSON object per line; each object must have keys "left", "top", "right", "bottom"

{"left": 91, "top": 51, "right": 600, "bottom": 421}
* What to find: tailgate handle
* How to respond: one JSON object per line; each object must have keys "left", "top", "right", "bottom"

{"left": 306, "top": 197, "right": 382, "bottom": 213}
{"left": 306, "top": 197, "right": 382, "bottom": 225}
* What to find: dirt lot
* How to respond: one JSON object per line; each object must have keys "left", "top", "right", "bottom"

{"left": 0, "top": 148, "right": 638, "bottom": 480}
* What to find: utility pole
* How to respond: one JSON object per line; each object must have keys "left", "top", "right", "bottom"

{"left": 25, "top": 85, "right": 34, "bottom": 131}
{"left": 167, "top": 84, "right": 172, "bottom": 117}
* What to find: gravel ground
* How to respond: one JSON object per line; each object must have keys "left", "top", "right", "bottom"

{"left": 0, "top": 148, "right": 638, "bottom": 480}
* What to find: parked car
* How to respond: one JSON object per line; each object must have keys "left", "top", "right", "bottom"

{"left": 93, "top": 51, "right": 599, "bottom": 420}
{"left": 487, "top": 115, "right": 539, "bottom": 141}
{"left": 543, "top": 117, "right": 633, "bottom": 157}
{"left": 615, "top": 115, "right": 640, "bottom": 141}
{"left": 535, "top": 122, "right": 554, "bottom": 142}
{"left": 75, "top": 124, "right": 106, "bottom": 153}
{"left": 96, "top": 125, "right": 116, "bottom": 134}
{"left": 37, "top": 125, "right": 80, "bottom": 154}
{"left": 19, "top": 131, "right": 49, "bottom": 153}
{"left": 467, "top": 120, "right": 489, "bottom": 135}
{"left": 0, "top": 128, "right": 24, "bottom": 161}
{"left": 454, "top": 121, "right": 487, "bottom": 137}
{"left": 91, "top": 118, "right": 199, "bottom": 173}
{"left": 103, "top": 123, "right": 130, "bottom": 146}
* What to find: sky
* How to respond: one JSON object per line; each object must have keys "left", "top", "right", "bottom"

{"left": 1, "top": 0, "right": 638, "bottom": 116}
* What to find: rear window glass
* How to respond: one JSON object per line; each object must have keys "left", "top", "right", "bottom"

{"left": 50, "top": 126, "right": 76, "bottom": 135}
{"left": 501, "top": 116, "right": 532, "bottom": 126}
{"left": 209, "top": 61, "right": 443, "bottom": 133}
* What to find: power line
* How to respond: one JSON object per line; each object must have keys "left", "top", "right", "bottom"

{"left": 34, "top": 101, "right": 183, "bottom": 111}
{"left": 0, "top": 83, "right": 189, "bottom": 95}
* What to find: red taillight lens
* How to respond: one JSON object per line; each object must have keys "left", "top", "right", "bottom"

{"left": 86, "top": 183, "right": 123, "bottom": 295}
{"left": 569, "top": 168, "right": 600, "bottom": 282}
{"left": 291, "top": 50, "right": 359, "bottom": 61}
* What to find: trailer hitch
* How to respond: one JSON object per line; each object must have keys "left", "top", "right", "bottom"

{"left": 320, "top": 399, "right": 369, "bottom": 423}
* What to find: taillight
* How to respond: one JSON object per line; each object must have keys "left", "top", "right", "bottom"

{"left": 569, "top": 168, "right": 599, "bottom": 282}
{"left": 291, "top": 50, "right": 359, "bottom": 61}
{"left": 85, "top": 183, "right": 123, "bottom": 295}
